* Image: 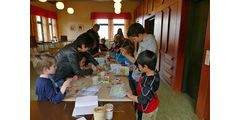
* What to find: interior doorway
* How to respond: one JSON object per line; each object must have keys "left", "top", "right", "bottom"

{"left": 145, "top": 16, "right": 155, "bottom": 34}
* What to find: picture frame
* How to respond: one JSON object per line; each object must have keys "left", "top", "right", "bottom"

{"left": 78, "top": 24, "right": 84, "bottom": 32}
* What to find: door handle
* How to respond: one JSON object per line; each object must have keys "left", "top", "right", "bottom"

{"left": 205, "top": 50, "right": 210, "bottom": 66}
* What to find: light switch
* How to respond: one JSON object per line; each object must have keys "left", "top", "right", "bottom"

{"left": 205, "top": 50, "right": 210, "bottom": 66}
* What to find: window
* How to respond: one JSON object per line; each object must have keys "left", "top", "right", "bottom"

{"left": 48, "top": 18, "right": 54, "bottom": 41}
{"left": 96, "top": 19, "right": 125, "bottom": 41}
{"left": 36, "top": 16, "right": 44, "bottom": 42}
{"left": 96, "top": 19, "right": 109, "bottom": 39}
{"left": 113, "top": 19, "right": 125, "bottom": 36}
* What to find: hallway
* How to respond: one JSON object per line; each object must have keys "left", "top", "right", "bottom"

{"left": 30, "top": 62, "right": 199, "bottom": 120}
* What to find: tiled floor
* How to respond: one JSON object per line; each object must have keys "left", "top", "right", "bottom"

{"left": 30, "top": 62, "right": 199, "bottom": 120}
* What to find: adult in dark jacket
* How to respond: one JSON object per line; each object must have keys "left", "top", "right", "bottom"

{"left": 53, "top": 32, "right": 102, "bottom": 82}
{"left": 87, "top": 24, "right": 100, "bottom": 56}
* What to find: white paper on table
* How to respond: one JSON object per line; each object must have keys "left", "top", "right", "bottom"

{"left": 110, "top": 64, "right": 121, "bottom": 73}
{"left": 82, "top": 91, "right": 97, "bottom": 96}
{"left": 76, "top": 117, "right": 87, "bottom": 120}
{"left": 72, "top": 96, "right": 98, "bottom": 116}
{"left": 86, "top": 86, "right": 101, "bottom": 91}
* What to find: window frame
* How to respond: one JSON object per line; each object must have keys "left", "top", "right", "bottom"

{"left": 36, "top": 16, "right": 44, "bottom": 42}
{"left": 97, "top": 19, "right": 109, "bottom": 40}
{"left": 48, "top": 18, "right": 54, "bottom": 41}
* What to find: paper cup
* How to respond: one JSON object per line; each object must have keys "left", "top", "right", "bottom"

{"left": 100, "top": 71, "right": 105, "bottom": 78}
{"left": 104, "top": 103, "right": 114, "bottom": 120}
{"left": 92, "top": 76, "right": 98, "bottom": 85}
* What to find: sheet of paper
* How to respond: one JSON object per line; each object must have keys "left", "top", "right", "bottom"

{"left": 76, "top": 117, "right": 87, "bottom": 120}
{"left": 75, "top": 96, "right": 98, "bottom": 107}
{"left": 72, "top": 96, "right": 98, "bottom": 116}
{"left": 82, "top": 91, "right": 97, "bottom": 96}
{"left": 110, "top": 64, "right": 121, "bottom": 73}
{"left": 72, "top": 105, "right": 98, "bottom": 116}
{"left": 110, "top": 84, "right": 127, "bottom": 98}
{"left": 86, "top": 86, "right": 101, "bottom": 91}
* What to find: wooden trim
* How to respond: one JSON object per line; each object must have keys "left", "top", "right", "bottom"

{"left": 164, "top": 62, "right": 173, "bottom": 69}
{"left": 196, "top": 11, "right": 210, "bottom": 120}
{"left": 164, "top": 70, "right": 172, "bottom": 79}
{"left": 165, "top": 53, "right": 174, "bottom": 60}
{"left": 172, "top": 0, "right": 190, "bottom": 91}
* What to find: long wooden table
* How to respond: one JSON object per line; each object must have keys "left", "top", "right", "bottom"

{"left": 63, "top": 71, "right": 132, "bottom": 102}
{"left": 30, "top": 101, "right": 136, "bottom": 120}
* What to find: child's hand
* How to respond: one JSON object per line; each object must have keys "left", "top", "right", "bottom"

{"left": 92, "top": 66, "right": 98, "bottom": 72}
{"left": 126, "top": 90, "right": 133, "bottom": 97}
{"left": 96, "top": 65, "right": 103, "bottom": 71}
{"left": 120, "top": 48, "right": 127, "bottom": 57}
{"left": 60, "top": 78, "right": 72, "bottom": 94}
{"left": 62, "top": 78, "right": 72, "bottom": 88}
{"left": 73, "top": 75, "right": 79, "bottom": 81}
{"left": 129, "top": 65, "right": 133, "bottom": 71}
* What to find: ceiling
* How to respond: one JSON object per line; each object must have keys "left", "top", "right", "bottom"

{"left": 31, "top": 0, "right": 143, "bottom": 4}
{"left": 30, "top": 0, "right": 143, "bottom": 1}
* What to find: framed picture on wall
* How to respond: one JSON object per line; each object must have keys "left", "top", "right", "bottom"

{"left": 78, "top": 24, "right": 84, "bottom": 32}
{"left": 70, "top": 25, "right": 76, "bottom": 31}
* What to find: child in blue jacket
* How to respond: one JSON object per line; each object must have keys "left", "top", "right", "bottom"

{"left": 31, "top": 54, "right": 72, "bottom": 104}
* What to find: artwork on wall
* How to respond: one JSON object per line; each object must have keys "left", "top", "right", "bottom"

{"left": 78, "top": 24, "right": 84, "bottom": 32}
{"left": 70, "top": 25, "right": 76, "bottom": 31}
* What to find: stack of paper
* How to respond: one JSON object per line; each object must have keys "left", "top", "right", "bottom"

{"left": 72, "top": 96, "right": 98, "bottom": 116}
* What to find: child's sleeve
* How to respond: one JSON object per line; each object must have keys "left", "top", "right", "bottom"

{"left": 45, "top": 82, "right": 65, "bottom": 104}
{"left": 83, "top": 52, "right": 99, "bottom": 66}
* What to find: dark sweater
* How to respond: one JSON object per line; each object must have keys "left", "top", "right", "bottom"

{"left": 87, "top": 28, "right": 100, "bottom": 55}
{"left": 35, "top": 77, "right": 65, "bottom": 104}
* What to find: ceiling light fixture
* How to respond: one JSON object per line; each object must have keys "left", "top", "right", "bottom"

{"left": 115, "top": 8, "right": 121, "bottom": 14}
{"left": 56, "top": 2, "right": 64, "bottom": 10}
{"left": 113, "top": 0, "right": 122, "bottom": 2}
{"left": 39, "top": 0, "right": 47, "bottom": 2}
{"left": 67, "top": 8, "right": 74, "bottom": 14}
{"left": 114, "top": 2, "right": 122, "bottom": 9}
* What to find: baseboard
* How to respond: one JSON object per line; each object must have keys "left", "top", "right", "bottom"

{"left": 160, "top": 75, "right": 171, "bottom": 88}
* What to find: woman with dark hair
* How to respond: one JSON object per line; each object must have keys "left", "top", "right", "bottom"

{"left": 114, "top": 28, "right": 124, "bottom": 39}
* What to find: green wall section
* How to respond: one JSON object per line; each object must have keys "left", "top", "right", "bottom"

{"left": 182, "top": 0, "right": 210, "bottom": 101}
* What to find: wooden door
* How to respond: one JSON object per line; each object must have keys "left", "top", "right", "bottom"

{"left": 154, "top": 10, "right": 163, "bottom": 71}
{"left": 135, "top": 0, "right": 190, "bottom": 91}
{"left": 157, "top": 0, "right": 190, "bottom": 91}
{"left": 147, "top": 0, "right": 154, "bottom": 14}
{"left": 196, "top": 12, "right": 210, "bottom": 120}
{"left": 154, "top": 0, "right": 163, "bottom": 11}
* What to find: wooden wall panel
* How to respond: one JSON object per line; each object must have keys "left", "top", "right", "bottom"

{"left": 168, "top": 3, "right": 178, "bottom": 57}
{"left": 147, "top": 0, "right": 154, "bottom": 14}
{"left": 134, "top": 0, "right": 190, "bottom": 91}
{"left": 144, "top": 0, "right": 148, "bottom": 14}
{"left": 161, "top": 7, "right": 169, "bottom": 53}
{"left": 154, "top": 0, "right": 162, "bottom": 11}
{"left": 154, "top": 10, "right": 163, "bottom": 71}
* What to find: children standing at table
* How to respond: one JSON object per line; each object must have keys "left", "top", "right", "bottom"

{"left": 31, "top": 54, "right": 73, "bottom": 104}
{"left": 125, "top": 50, "right": 160, "bottom": 120}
